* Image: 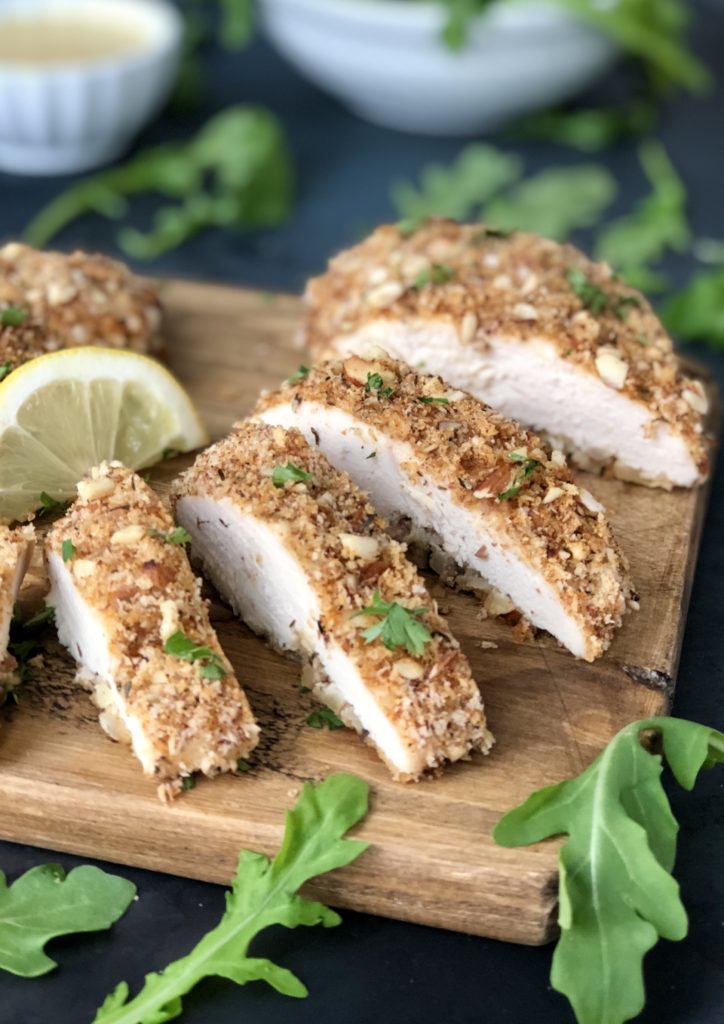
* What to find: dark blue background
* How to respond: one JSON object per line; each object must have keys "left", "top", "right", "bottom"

{"left": 1, "top": 4, "right": 723, "bottom": 1022}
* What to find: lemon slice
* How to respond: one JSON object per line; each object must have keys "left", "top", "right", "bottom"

{"left": 0, "top": 347, "right": 208, "bottom": 522}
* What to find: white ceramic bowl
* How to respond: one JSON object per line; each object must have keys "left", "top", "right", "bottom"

{"left": 0, "top": 0, "right": 182, "bottom": 176}
{"left": 259, "top": 0, "right": 618, "bottom": 136}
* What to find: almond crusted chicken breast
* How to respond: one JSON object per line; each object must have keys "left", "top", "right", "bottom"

{"left": 46, "top": 462, "right": 259, "bottom": 800}
{"left": 0, "top": 242, "right": 162, "bottom": 365}
{"left": 254, "top": 355, "right": 635, "bottom": 662}
{"left": 172, "top": 422, "right": 492, "bottom": 781}
{"left": 305, "top": 221, "right": 710, "bottom": 489}
{"left": 0, "top": 525, "right": 35, "bottom": 699}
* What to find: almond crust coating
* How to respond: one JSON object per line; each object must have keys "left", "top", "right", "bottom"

{"left": 0, "top": 242, "right": 162, "bottom": 362}
{"left": 304, "top": 220, "right": 710, "bottom": 481}
{"left": 46, "top": 462, "right": 259, "bottom": 797}
{"left": 254, "top": 355, "right": 635, "bottom": 660}
{"left": 171, "top": 422, "right": 492, "bottom": 780}
{"left": 0, "top": 524, "right": 35, "bottom": 698}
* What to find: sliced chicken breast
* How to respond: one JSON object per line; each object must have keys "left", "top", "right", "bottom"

{"left": 0, "top": 525, "right": 35, "bottom": 698}
{"left": 171, "top": 422, "right": 492, "bottom": 780}
{"left": 304, "top": 221, "right": 710, "bottom": 489}
{"left": 46, "top": 462, "right": 259, "bottom": 800}
{"left": 254, "top": 355, "right": 635, "bottom": 662}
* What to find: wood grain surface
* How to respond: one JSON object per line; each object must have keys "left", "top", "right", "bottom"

{"left": 0, "top": 280, "right": 714, "bottom": 944}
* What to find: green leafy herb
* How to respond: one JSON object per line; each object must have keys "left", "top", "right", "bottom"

{"left": 236, "top": 758, "right": 252, "bottom": 772}
{"left": 417, "top": 396, "right": 450, "bottom": 405}
{"left": 365, "top": 373, "right": 394, "bottom": 399}
{"left": 566, "top": 268, "right": 639, "bottom": 320}
{"left": 0, "top": 362, "right": 12, "bottom": 382}
{"left": 272, "top": 462, "right": 313, "bottom": 487}
{"left": 162, "top": 447, "right": 181, "bottom": 460}
{"left": 413, "top": 263, "right": 455, "bottom": 289}
{"left": 596, "top": 141, "right": 690, "bottom": 291}
{"left": 485, "top": 165, "right": 616, "bottom": 241}
{"left": 217, "top": 0, "right": 254, "bottom": 49}
{"left": 61, "top": 539, "right": 76, "bottom": 563}
{"left": 93, "top": 773, "right": 369, "bottom": 1024}
{"left": 36, "top": 491, "right": 64, "bottom": 517}
{"left": 24, "top": 106, "right": 293, "bottom": 260}
{"left": 494, "top": 716, "right": 724, "bottom": 1024}
{"left": 366, "top": 451, "right": 377, "bottom": 460}
{"left": 163, "top": 630, "right": 228, "bottom": 680}
{"left": 306, "top": 708, "right": 345, "bottom": 731}
{"left": 352, "top": 592, "right": 432, "bottom": 656}
{"left": 181, "top": 775, "right": 196, "bottom": 792}
{"left": 288, "top": 365, "right": 310, "bottom": 383}
{"left": 663, "top": 269, "right": 724, "bottom": 350}
{"left": 0, "top": 864, "right": 135, "bottom": 978}
{"left": 498, "top": 452, "right": 542, "bottom": 501}
{"left": 148, "top": 527, "right": 192, "bottom": 546}
{"left": 0, "top": 306, "right": 28, "bottom": 327}
{"left": 8, "top": 604, "right": 55, "bottom": 686}
{"left": 390, "top": 143, "right": 522, "bottom": 223}
{"left": 512, "top": 99, "right": 657, "bottom": 153}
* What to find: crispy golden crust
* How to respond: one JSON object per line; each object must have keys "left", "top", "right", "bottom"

{"left": 46, "top": 463, "right": 258, "bottom": 795}
{"left": 305, "top": 221, "right": 709, "bottom": 479}
{"left": 254, "top": 355, "right": 635, "bottom": 660}
{"left": 0, "top": 242, "right": 162, "bottom": 360}
{"left": 0, "top": 524, "right": 35, "bottom": 696}
{"left": 172, "top": 423, "right": 491, "bottom": 779}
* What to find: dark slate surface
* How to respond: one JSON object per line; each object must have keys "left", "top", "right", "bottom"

{"left": 0, "top": 4, "right": 723, "bottom": 1022}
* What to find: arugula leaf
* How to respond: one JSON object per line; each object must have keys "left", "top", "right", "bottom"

{"left": 353, "top": 592, "right": 432, "bottom": 656}
{"left": 596, "top": 141, "right": 689, "bottom": 290}
{"left": 163, "top": 630, "right": 227, "bottom": 680}
{"left": 512, "top": 100, "right": 657, "bottom": 153}
{"left": 0, "top": 864, "right": 135, "bottom": 978}
{"left": 306, "top": 708, "right": 345, "bottom": 731}
{"left": 390, "top": 143, "right": 522, "bottom": 223}
{"left": 148, "top": 527, "right": 192, "bottom": 546}
{"left": 663, "top": 269, "right": 724, "bottom": 350}
{"left": 485, "top": 165, "right": 616, "bottom": 240}
{"left": 94, "top": 773, "right": 369, "bottom": 1024}
{"left": 494, "top": 716, "right": 724, "bottom": 1024}
{"left": 24, "top": 107, "right": 293, "bottom": 259}
{"left": 272, "top": 462, "right": 313, "bottom": 487}
{"left": 0, "top": 305, "right": 28, "bottom": 327}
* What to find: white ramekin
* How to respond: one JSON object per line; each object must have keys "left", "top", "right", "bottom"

{"left": 259, "top": 0, "right": 618, "bottom": 136}
{"left": 0, "top": 0, "right": 183, "bottom": 176}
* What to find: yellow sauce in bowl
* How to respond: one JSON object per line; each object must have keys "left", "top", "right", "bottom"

{"left": 0, "top": 13, "right": 147, "bottom": 64}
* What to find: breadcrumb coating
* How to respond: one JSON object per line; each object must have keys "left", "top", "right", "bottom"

{"left": 0, "top": 242, "right": 162, "bottom": 366}
{"left": 172, "top": 422, "right": 492, "bottom": 780}
{"left": 46, "top": 462, "right": 259, "bottom": 799}
{"left": 254, "top": 355, "right": 635, "bottom": 660}
{"left": 0, "top": 524, "right": 35, "bottom": 698}
{"left": 304, "top": 220, "right": 709, "bottom": 481}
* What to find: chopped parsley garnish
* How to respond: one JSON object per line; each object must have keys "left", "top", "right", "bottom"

{"left": 163, "top": 629, "right": 228, "bottom": 680}
{"left": 352, "top": 591, "right": 432, "bottom": 656}
{"left": 0, "top": 362, "right": 12, "bottom": 382}
{"left": 365, "top": 451, "right": 377, "bottom": 460}
{"left": 306, "top": 708, "right": 344, "bottom": 731}
{"left": 288, "top": 364, "right": 310, "bottom": 383}
{"left": 236, "top": 758, "right": 251, "bottom": 772}
{"left": 181, "top": 775, "right": 196, "bottom": 791}
{"left": 36, "top": 492, "right": 64, "bottom": 517}
{"left": 149, "top": 527, "right": 192, "bottom": 545}
{"left": 162, "top": 447, "right": 180, "bottom": 460}
{"left": 397, "top": 217, "right": 421, "bottom": 237}
{"left": 498, "top": 452, "right": 542, "bottom": 501}
{"left": 0, "top": 306, "right": 28, "bottom": 327}
{"left": 566, "top": 267, "right": 641, "bottom": 321}
{"left": 365, "top": 372, "right": 394, "bottom": 398}
{"left": 417, "top": 396, "right": 450, "bottom": 405}
{"left": 413, "top": 263, "right": 455, "bottom": 289}
{"left": 637, "top": 334, "right": 652, "bottom": 346}
{"left": 61, "top": 539, "right": 76, "bottom": 563}
{"left": 271, "top": 462, "right": 312, "bottom": 487}
{"left": 9, "top": 604, "right": 55, "bottom": 682}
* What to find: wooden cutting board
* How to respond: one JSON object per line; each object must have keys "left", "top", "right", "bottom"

{"left": 0, "top": 280, "right": 715, "bottom": 945}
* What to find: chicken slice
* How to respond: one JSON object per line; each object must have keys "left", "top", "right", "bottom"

{"left": 254, "top": 355, "right": 635, "bottom": 662}
{"left": 46, "top": 462, "right": 259, "bottom": 800}
{"left": 304, "top": 221, "right": 710, "bottom": 489}
{"left": 171, "top": 423, "right": 492, "bottom": 780}
{"left": 0, "top": 525, "right": 35, "bottom": 699}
